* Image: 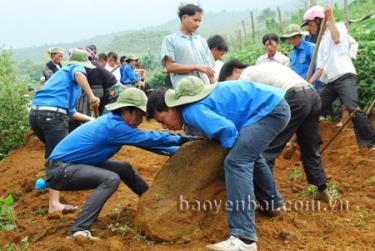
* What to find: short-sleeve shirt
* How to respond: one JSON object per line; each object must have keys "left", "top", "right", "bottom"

{"left": 256, "top": 51, "right": 290, "bottom": 67}
{"left": 32, "top": 64, "right": 86, "bottom": 116}
{"left": 161, "top": 31, "right": 215, "bottom": 88}
{"left": 316, "top": 22, "right": 356, "bottom": 82}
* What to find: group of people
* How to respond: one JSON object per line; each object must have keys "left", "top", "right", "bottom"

{"left": 29, "top": 3, "right": 374, "bottom": 251}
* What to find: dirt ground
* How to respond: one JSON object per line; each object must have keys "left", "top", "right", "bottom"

{"left": 0, "top": 119, "right": 374, "bottom": 251}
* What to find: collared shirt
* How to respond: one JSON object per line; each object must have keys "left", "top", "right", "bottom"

{"left": 181, "top": 80, "right": 285, "bottom": 149}
{"left": 32, "top": 64, "right": 85, "bottom": 116}
{"left": 49, "top": 112, "right": 183, "bottom": 165}
{"left": 256, "top": 51, "right": 290, "bottom": 67}
{"left": 105, "top": 64, "right": 121, "bottom": 83}
{"left": 120, "top": 64, "right": 139, "bottom": 85}
{"left": 240, "top": 62, "right": 308, "bottom": 91}
{"left": 305, "top": 33, "right": 317, "bottom": 44}
{"left": 213, "top": 60, "right": 224, "bottom": 81}
{"left": 290, "top": 39, "right": 316, "bottom": 80}
{"left": 161, "top": 31, "right": 215, "bottom": 88}
{"left": 317, "top": 22, "right": 356, "bottom": 82}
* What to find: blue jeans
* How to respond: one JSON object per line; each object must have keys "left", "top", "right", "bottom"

{"left": 224, "top": 99, "right": 290, "bottom": 242}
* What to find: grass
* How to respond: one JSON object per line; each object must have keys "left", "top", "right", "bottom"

{"left": 288, "top": 167, "right": 302, "bottom": 181}
{"left": 301, "top": 183, "right": 341, "bottom": 201}
{"left": 0, "top": 195, "right": 18, "bottom": 231}
{"left": 366, "top": 175, "right": 375, "bottom": 185}
{"left": 107, "top": 223, "right": 131, "bottom": 235}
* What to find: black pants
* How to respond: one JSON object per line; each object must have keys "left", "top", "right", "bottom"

{"left": 29, "top": 109, "right": 69, "bottom": 158}
{"left": 320, "top": 74, "right": 375, "bottom": 147}
{"left": 263, "top": 86, "right": 327, "bottom": 187}
{"left": 45, "top": 160, "right": 149, "bottom": 233}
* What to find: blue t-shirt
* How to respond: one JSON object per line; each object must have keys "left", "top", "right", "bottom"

{"left": 120, "top": 64, "right": 139, "bottom": 85}
{"left": 181, "top": 80, "right": 286, "bottom": 149}
{"left": 290, "top": 40, "right": 316, "bottom": 80}
{"left": 49, "top": 112, "right": 183, "bottom": 165}
{"left": 32, "top": 64, "right": 86, "bottom": 115}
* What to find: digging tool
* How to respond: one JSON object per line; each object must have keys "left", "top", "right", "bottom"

{"left": 365, "top": 98, "right": 375, "bottom": 117}
{"left": 320, "top": 109, "right": 359, "bottom": 154}
{"left": 91, "top": 106, "right": 99, "bottom": 118}
{"left": 283, "top": 18, "right": 327, "bottom": 160}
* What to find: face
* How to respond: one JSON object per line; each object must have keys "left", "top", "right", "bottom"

{"left": 288, "top": 35, "right": 301, "bottom": 47}
{"left": 305, "top": 21, "right": 319, "bottom": 35}
{"left": 107, "top": 56, "right": 117, "bottom": 67}
{"left": 51, "top": 53, "right": 63, "bottom": 64}
{"left": 211, "top": 48, "right": 226, "bottom": 61}
{"left": 98, "top": 58, "right": 107, "bottom": 67}
{"left": 264, "top": 40, "right": 278, "bottom": 57}
{"left": 226, "top": 68, "right": 244, "bottom": 81}
{"left": 122, "top": 109, "right": 144, "bottom": 128}
{"left": 181, "top": 12, "right": 202, "bottom": 33}
{"left": 154, "top": 108, "right": 183, "bottom": 131}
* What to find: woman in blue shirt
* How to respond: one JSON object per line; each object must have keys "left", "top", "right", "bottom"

{"left": 29, "top": 48, "right": 100, "bottom": 216}
{"left": 147, "top": 76, "right": 291, "bottom": 251}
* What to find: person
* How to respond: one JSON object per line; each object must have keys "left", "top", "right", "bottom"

{"left": 219, "top": 60, "right": 332, "bottom": 202}
{"left": 305, "top": 6, "right": 375, "bottom": 151}
{"left": 256, "top": 33, "right": 289, "bottom": 66}
{"left": 207, "top": 35, "right": 228, "bottom": 80}
{"left": 161, "top": 4, "right": 216, "bottom": 88}
{"left": 105, "top": 51, "right": 121, "bottom": 83}
{"left": 29, "top": 48, "right": 100, "bottom": 215}
{"left": 85, "top": 44, "right": 98, "bottom": 63}
{"left": 98, "top": 53, "right": 108, "bottom": 67}
{"left": 46, "top": 88, "right": 193, "bottom": 240}
{"left": 42, "top": 47, "right": 64, "bottom": 80}
{"left": 147, "top": 76, "right": 291, "bottom": 251}
{"left": 281, "top": 24, "right": 325, "bottom": 92}
{"left": 218, "top": 59, "right": 248, "bottom": 82}
{"left": 120, "top": 56, "right": 140, "bottom": 86}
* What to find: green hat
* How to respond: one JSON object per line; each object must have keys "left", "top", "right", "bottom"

{"left": 165, "top": 76, "right": 216, "bottom": 107}
{"left": 68, "top": 48, "right": 96, "bottom": 69}
{"left": 105, "top": 87, "right": 148, "bottom": 112}
{"left": 48, "top": 47, "right": 64, "bottom": 54}
{"left": 281, "top": 24, "right": 308, "bottom": 39}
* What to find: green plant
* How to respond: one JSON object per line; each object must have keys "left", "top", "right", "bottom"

{"left": 366, "top": 175, "right": 375, "bottom": 185}
{"left": 107, "top": 223, "right": 131, "bottom": 235}
{"left": 0, "top": 195, "right": 18, "bottom": 231}
{"left": 147, "top": 69, "right": 165, "bottom": 88}
{"left": 301, "top": 184, "right": 318, "bottom": 198}
{"left": 288, "top": 167, "right": 303, "bottom": 181}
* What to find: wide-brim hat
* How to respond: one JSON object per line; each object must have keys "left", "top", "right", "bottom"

{"left": 281, "top": 24, "right": 309, "bottom": 39}
{"left": 105, "top": 87, "right": 147, "bottom": 112}
{"left": 165, "top": 76, "right": 216, "bottom": 107}
{"left": 126, "top": 55, "right": 139, "bottom": 62}
{"left": 48, "top": 47, "right": 64, "bottom": 55}
{"left": 68, "top": 48, "right": 96, "bottom": 69}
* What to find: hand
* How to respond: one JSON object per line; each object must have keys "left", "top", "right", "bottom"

{"left": 89, "top": 96, "right": 100, "bottom": 108}
{"left": 179, "top": 134, "right": 204, "bottom": 144}
{"left": 197, "top": 65, "right": 215, "bottom": 79}
{"left": 324, "top": 6, "right": 333, "bottom": 21}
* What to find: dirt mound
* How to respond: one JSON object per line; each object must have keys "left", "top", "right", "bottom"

{"left": 135, "top": 140, "right": 228, "bottom": 241}
{"left": 0, "top": 119, "right": 374, "bottom": 250}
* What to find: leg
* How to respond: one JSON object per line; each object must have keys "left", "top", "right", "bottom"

{"left": 98, "top": 160, "right": 149, "bottom": 196}
{"left": 319, "top": 84, "right": 338, "bottom": 117}
{"left": 47, "top": 163, "right": 120, "bottom": 233}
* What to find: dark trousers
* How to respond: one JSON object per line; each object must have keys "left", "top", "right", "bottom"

{"left": 45, "top": 160, "right": 149, "bottom": 233}
{"left": 29, "top": 109, "right": 69, "bottom": 158}
{"left": 263, "top": 86, "right": 327, "bottom": 187}
{"left": 320, "top": 73, "right": 375, "bottom": 147}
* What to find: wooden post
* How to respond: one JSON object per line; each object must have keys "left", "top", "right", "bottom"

{"left": 250, "top": 11, "right": 256, "bottom": 43}
{"left": 277, "top": 7, "right": 283, "bottom": 33}
{"left": 241, "top": 20, "right": 248, "bottom": 40}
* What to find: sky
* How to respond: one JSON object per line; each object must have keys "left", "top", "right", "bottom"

{"left": 0, "top": 0, "right": 292, "bottom": 48}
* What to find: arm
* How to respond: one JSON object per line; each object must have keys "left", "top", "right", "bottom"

{"left": 164, "top": 57, "right": 215, "bottom": 79}
{"left": 324, "top": 6, "right": 340, "bottom": 44}
{"left": 308, "top": 68, "right": 324, "bottom": 84}
{"left": 74, "top": 72, "right": 100, "bottom": 108}
{"left": 71, "top": 112, "right": 95, "bottom": 122}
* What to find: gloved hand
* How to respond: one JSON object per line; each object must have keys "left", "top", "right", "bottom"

{"left": 179, "top": 134, "right": 204, "bottom": 144}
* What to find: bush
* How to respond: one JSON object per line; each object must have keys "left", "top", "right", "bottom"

{"left": 147, "top": 69, "right": 166, "bottom": 88}
{"left": 0, "top": 50, "right": 30, "bottom": 159}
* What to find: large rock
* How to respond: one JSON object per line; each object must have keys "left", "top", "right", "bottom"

{"left": 135, "top": 140, "right": 229, "bottom": 241}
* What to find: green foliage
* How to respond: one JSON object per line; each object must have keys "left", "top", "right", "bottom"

{"left": 147, "top": 69, "right": 166, "bottom": 88}
{"left": 367, "top": 175, "right": 375, "bottom": 185}
{"left": 0, "top": 195, "right": 18, "bottom": 231}
{"left": 0, "top": 50, "right": 30, "bottom": 159}
{"left": 107, "top": 223, "right": 131, "bottom": 235}
{"left": 288, "top": 167, "right": 303, "bottom": 181}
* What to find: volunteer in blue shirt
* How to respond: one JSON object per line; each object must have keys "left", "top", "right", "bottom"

{"left": 46, "top": 88, "right": 193, "bottom": 240}
{"left": 146, "top": 76, "right": 291, "bottom": 251}
{"left": 29, "top": 48, "right": 100, "bottom": 216}
{"left": 120, "top": 56, "right": 140, "bottom": 86}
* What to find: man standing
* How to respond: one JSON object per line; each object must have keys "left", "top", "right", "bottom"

{"left": 256, "top": 33, "right": 289, "bottom": 66}
{"left": 43, "top": 47, "right": 64, "bottom": 81}
{"left": 120, "top": 56, "right": 140, "bottom": 86}
{"left": 306, "top": 6, "right": 375, "bottom": 151}
{"left": 161, "top": 4, "right": 216, "bottom": 88}
{"left": 207, "top": 35, "right": 228, "bottom": 81}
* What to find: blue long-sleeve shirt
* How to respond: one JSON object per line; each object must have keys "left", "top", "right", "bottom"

{"left": 181, "top": 80, "right": 285, "bottom": 149}
{"left": 32, "top": 64, "right": 85, "bottom": 115}
{"left": 49, "top": 112, "right": 183, "bottom": 165}
{"left": 290, "top": 40, "right": 316, "bottom": 80}
{"left": 120, "top": 64, "right": 139, "bottom": 85}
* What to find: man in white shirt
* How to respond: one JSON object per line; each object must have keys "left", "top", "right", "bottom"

{"left": 219, "top": 60, "right": 332, "bottom": 203}
{"left": 256, "top": 33, "right": 289, "bottom": 67}
{"left": 105, "top": 51, "right": 121, "bottom": 83}
{"left": 306, "top": 6, "right": 375, "bottom": 150}
{"left": 207, "top": 35, "right": 228, "bottom": 81}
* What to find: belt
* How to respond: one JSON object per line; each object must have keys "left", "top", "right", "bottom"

{"left": 288, "top": 85, "right": 312, "bottom": 93}
{"left": 31, "top": 105, "right": 67, "bottom": 115}
{"left": 45, "top": 160, "right": 65, "bottom": 169}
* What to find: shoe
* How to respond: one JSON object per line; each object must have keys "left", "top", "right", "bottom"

{"left": 62, "top": 205, "right": 78, "bottom": 214}
{"left": 259, "top": 204, "right": 286, "bottom": 217}
{"left": 67, "top": 230, "right": 100, "bottom": 241}
{"left": 206, "top": 236, "right": 257, "bottom": 251}
{"left": 315, "top": 189, "right": 332, "bottom": 203}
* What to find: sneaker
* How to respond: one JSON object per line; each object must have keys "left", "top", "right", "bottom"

{"left": 315, "top": 189, "right": 332, "bottom": 203}
{"left": 67, "top": 230, "right": 100, "bottom": 241}
{"left": 206, "top": 236, "right": 257, "bottom": 251}
{"left": 259, "top": 204, "right": 286, "bottom": 217}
